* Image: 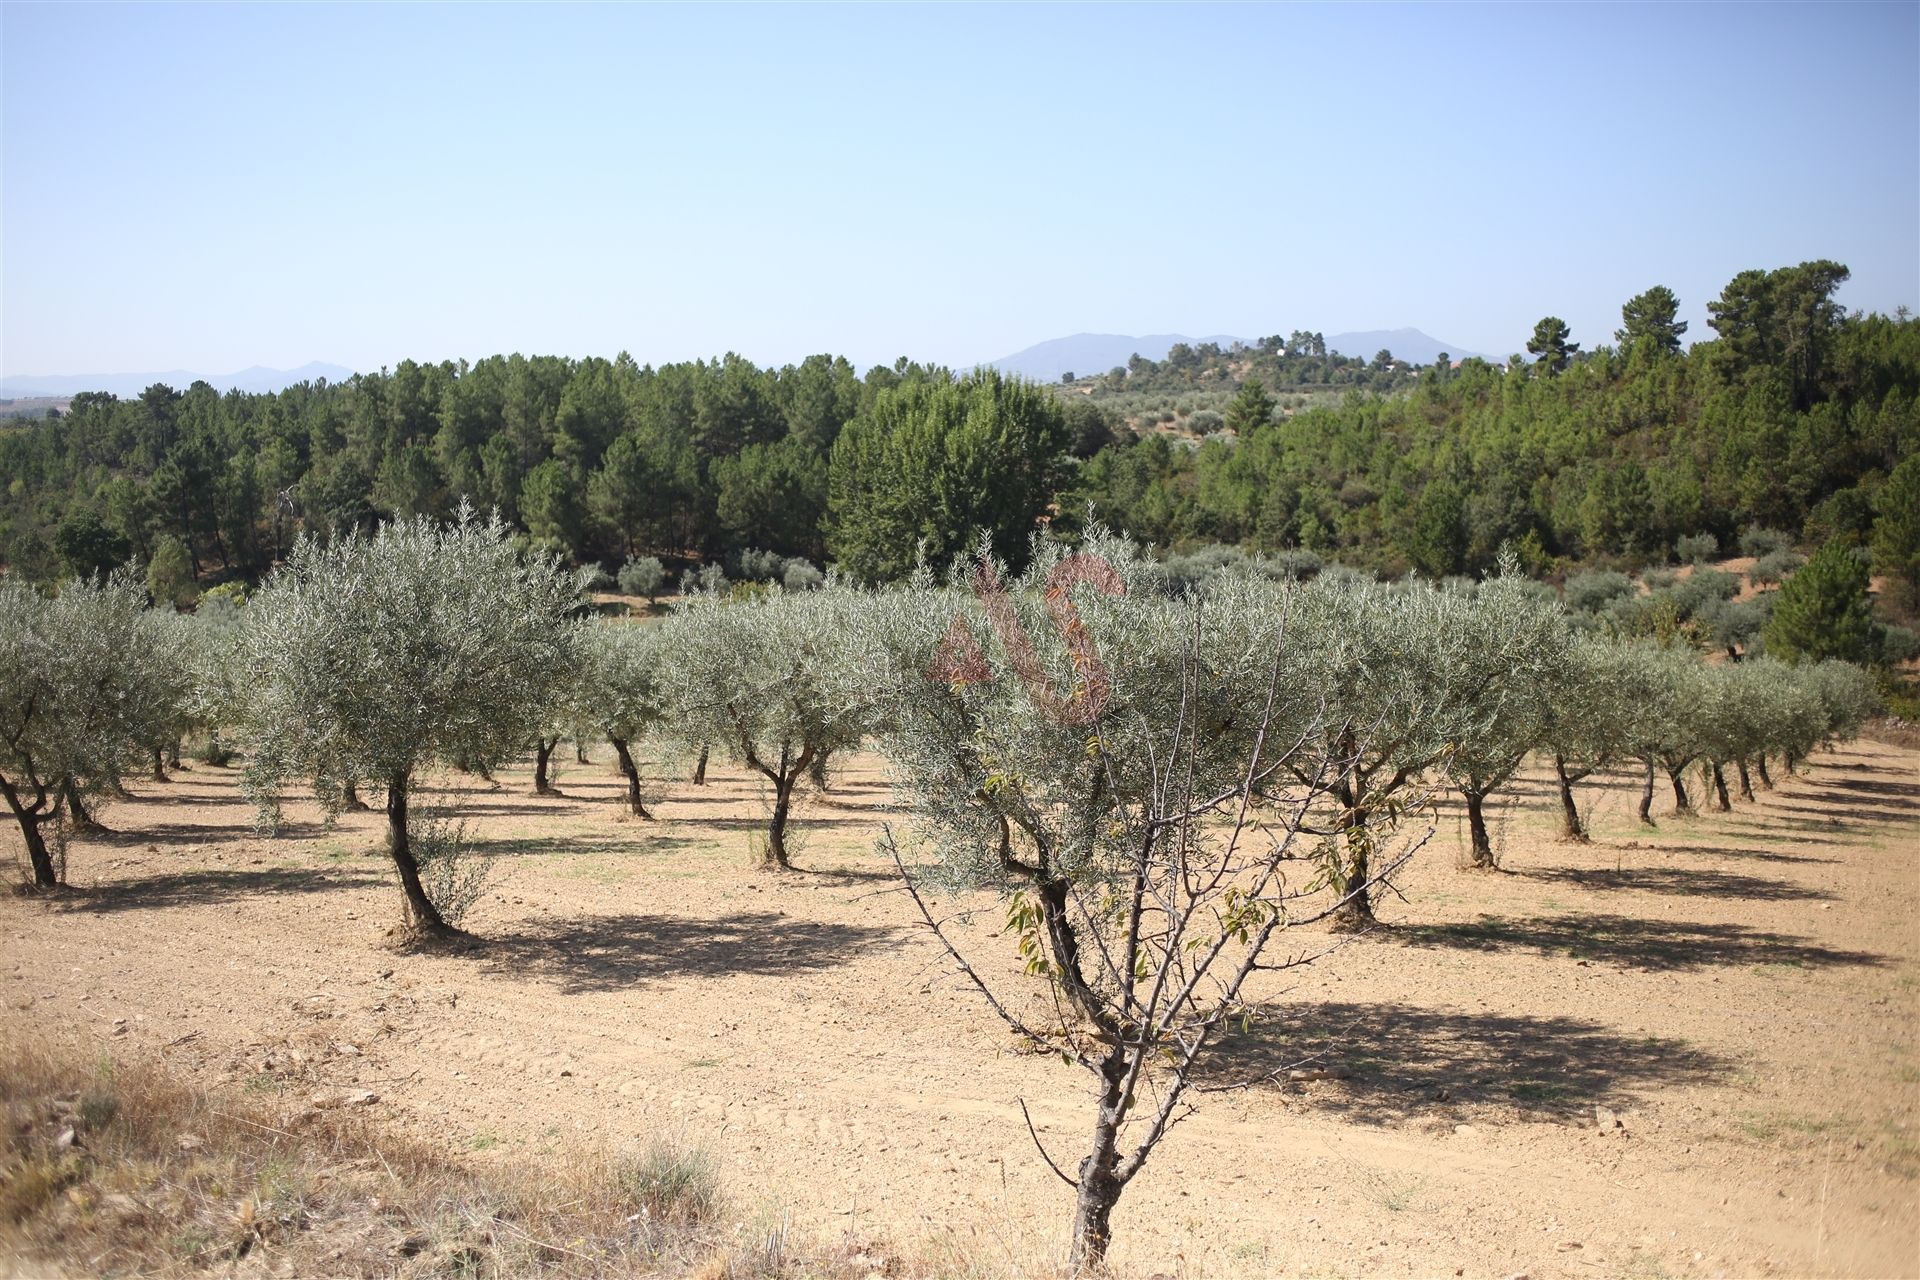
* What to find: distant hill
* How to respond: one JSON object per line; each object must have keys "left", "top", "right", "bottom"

{"left": 1320, "top": 328, "right": 1487, "bottom": 365}
{"left": 987, "top": 333, "right": 1244, "bottom": 383}
{"left": 990, "top": 329, "right": 1484, "bottom": 382}
{"left": 0, "top": 361, "right": 356, "bottom": 398}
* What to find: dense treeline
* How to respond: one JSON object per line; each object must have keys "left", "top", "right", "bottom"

{"left": 1070, "top": 266, "right": 1920, "bottom": 586}
{"left": 2, "top": 262, "right": 1915, "bottom": 612}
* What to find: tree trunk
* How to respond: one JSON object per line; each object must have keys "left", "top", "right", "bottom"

{"left": 533, "top": 737, "right": 559, "bottom": 795}
{"left": 342, "top": 780, "right": 370, "bottom": 812}
{"left": 1735, "top": 759, "right": 1755, "bottom": 802}
{"left": 169, "top": 738, "right": 182, "bottom": 769}
{"left": 0, "top": 774, "right": 58, "bottom": 889}
{"left": 691, "top": 746, "right": 709, "bottom": 786}
{"left": 1554, "top": 754, "right": 1587, "bottom": 841}
{"left": 61, "top": 778, "right": 107, "bottom": 834}
{"left": 1710, "top": 762, "right": 1731, "bottom": 812}
{"left": 1783, "top": 750, "right": 1799, "bottom": 777}
{"left": 611, "top": 739, "right": 651, "bottom": 818}
{"left": 385, "top": 776, "right": 451, "bottom": 937}
{"left": 1755, "top": 755, "right": 1774, "bottom": 789}
{"left": 1464, "top": 788, "right": 1495, "bottom": 868}
{"left": 1067, "top": 1055, "right": 1130, "bottom": 1272}
{"left": 763, "top": 773, "right": 797, "bottom": 869}
{"left": 574, "top": 740, "right": 589, "bottom": 765}
{"left": 1638, "top": 757, "right": 1657, "bottom": 827}
{"left": 1328, "top": 779, "right": 1377, "bottom": 932}
{"left": 1667, "top": 766, "right": 1692, "bottom": 814}
{"left": 808, "top": 748, "right": 831, "bottom": 792}
{"left": 151, "top": 747, "right": 169, "bottom": 783}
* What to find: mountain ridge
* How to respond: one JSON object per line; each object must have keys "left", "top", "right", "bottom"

{"left": 0, "top": 361, "right": 356, "bottom": 399}
{"left": 988, "top": 329, "right": 1486, "bottom": 382}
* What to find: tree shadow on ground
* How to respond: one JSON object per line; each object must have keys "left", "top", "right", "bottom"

{"left": 1202, "top": 1001, "right": 1727, "bottom": 1125}
{"left": 54, "top": 865, "right": 386, "bottom": 914}
{"left": 484, "top": 911, "right": 903, "bottom": 993}
{"left": 1807, "top": 777, "right": 1920, "bottom": 802}
{"left": 1610, "top": 840, "right": 1837, "bottom": 866}
{"left": 86, "top": 820, "right": 325, "bottom": 848}
{"left": 1518, "top": 865, "right": 1833, "bottom": 901}
{"left": 1400, "top": 913, "right": 1888, "bottom": 972}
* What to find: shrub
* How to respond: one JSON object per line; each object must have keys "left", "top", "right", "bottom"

{"left": 1562, "top": 570, "right": 1635, "bottom": 614}
{"left": 1674, "top": 532, "right": 1718, "bottom": 565}
{"left": 617, "top": 1137, "right": 720, "bottom": 1224}
{"left": 781, "top": 558, "right": 824, "bottom": 591}
{"left": 409, "top": 811, "right": 492, "bottom": 927}
{"left": 616, "top": 556, "right": 665, "bottom": 601}
{"left": 1740, "top": 525, "right": 1793, "bottom": 559}
{"left": 734, "top": 548, "right": 786, "bottom": 583}
{"left": 1749, "top": 548, "right": 1805, "bottom": 587}
{"left": 678, "top": 564, "right": 726, "bottom": 597}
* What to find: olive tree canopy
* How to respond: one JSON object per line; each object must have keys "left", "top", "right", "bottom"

{"left": 239, "top": 509, "right": 587, "bottom": 936}
{"left": 0, "top": 573, "right": 170, "bottom": 887}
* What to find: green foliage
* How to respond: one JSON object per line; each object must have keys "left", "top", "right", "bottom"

{"left": 145, "top": 535, "right": 198, "bottom": 608}
{"left": 1617, "top": 286, "right": 1688, "bottom": 355}
{"left": 826, "top": 369, "right": 1068, "bottom": 582}
{"left": 1873, "top": 454, "right": 1920, "bottom": 612}
{"left": 1526, "top": 317, "right": 1579, "bottom": 374}
{"left": 238, "top": 507, "right": 586, "bottom": 924}
{"left": 1674, "top": 532, "right": 1718, "bottom": 565}
{"left": 1763, "top": 541, "right": 1884, "bottom": 665}
{"left": 0, "top": 573, "right": 181, "bottom": 883}
{"left": 616, "top": 556, "right": 666, "bottom": 601}
{"left": 1222, "top": 377, "right": 1276, "bottom": 435}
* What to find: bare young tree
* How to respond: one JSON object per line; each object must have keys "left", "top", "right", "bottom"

{"left": 868, "top": 537, "right": 1432, "bottom": 1269}
{"left": 238, "top": 508, "right": 586, "bottom": 938}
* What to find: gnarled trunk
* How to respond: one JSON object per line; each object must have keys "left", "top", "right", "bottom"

{"left": 691, "top": 745, "right": 709, "bottom": 786}
{"left": 1755, "top": 755, "right": 1773, "bottom": 789}
{"left": 342, "top": 780, "right": 371, "bottom": 812}
{"left": 1554, "top": 754, "right": 1587, "bottom": 841}
{"left": 386, "top": 775, "right": 451, "bottom": 937}
{"left": 764, "top": 772, "right": 798, "bottom": 869}
{"left": 1464, "top": 788, "right": 1495, "bottom": 868}
{"left": 532, "top": 737, "right": 560, "bottom": 795}
{"left": 1667, "top": 765, "right": 1692, "bottom": 814}
{"left": 1638, "top": 757, "right": 1657, "bottom": 827}
{"left": 1735, "top": 758, "right": 1755, "bottom": 802}
{"left": 611, "top": 739, "right": 651, "bottom": 818}
{"left": 61, "top": 778, "right": 107, "bottom": 834}
{"left": 0, "top": 773, "right": 58, "bottom": 889}
{"left": 1711, "top": 762, "right": 1732, "bottom": 811}
{"left": 1068, "top": 1052, "right": 1130, "bottom": 1272}
{"left": 151, "top": 747, "right": 169, "bottom": 783}
{"left": 1328, "top": 776, "right": 1378, "bottom": 932}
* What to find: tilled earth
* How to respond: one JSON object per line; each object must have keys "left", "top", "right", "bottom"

{"left": 5, "top": 740, "right": 1917, "bottom": 1277}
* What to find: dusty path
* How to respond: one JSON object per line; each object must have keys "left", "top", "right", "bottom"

{"left": 5, "top": 741, "right": 1917, "bottom": 1277}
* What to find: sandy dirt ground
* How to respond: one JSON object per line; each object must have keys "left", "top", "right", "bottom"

{"left": 4, "top": 738, "right": 1917, "bottom": 1278}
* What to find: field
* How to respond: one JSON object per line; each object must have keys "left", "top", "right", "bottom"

{"left": 4, "top": 737, "right": 1917, "bottom": 1278}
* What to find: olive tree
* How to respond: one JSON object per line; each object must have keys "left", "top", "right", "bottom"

{"left": 584, "top": 620, "right": 672, "bottom": 818}
{"left": 1539, "top": 638, "right": 1655, "bottom": 839}
{"left": 865, "top": 534, "right": 1425, "bottom": 1269}
{"left": 0, "top": 574, "right": 161, "bottom": 887}
{"left": 238, "top": 510, "right": 586, "bottom": 938}
{"left": 662, "top": 587, "right": 875, "bottom": 869}
{"left": 1434, "top": 566, "right": 1574, "bottom": 867}
{"left": 1285, "top": 575, "right": 1459, "bottom": 929}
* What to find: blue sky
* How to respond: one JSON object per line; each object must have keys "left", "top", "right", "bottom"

{"left": 3, "top": 2, "right": 1915, "bottom": 378}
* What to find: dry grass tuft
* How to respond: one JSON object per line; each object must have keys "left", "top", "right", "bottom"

{"left": 0, "top": 1031, "right": 918, "bottom": 1278}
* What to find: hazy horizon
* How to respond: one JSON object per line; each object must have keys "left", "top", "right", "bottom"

{"left": 4, "top": 2, "right": 1915, "bottom": 380}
